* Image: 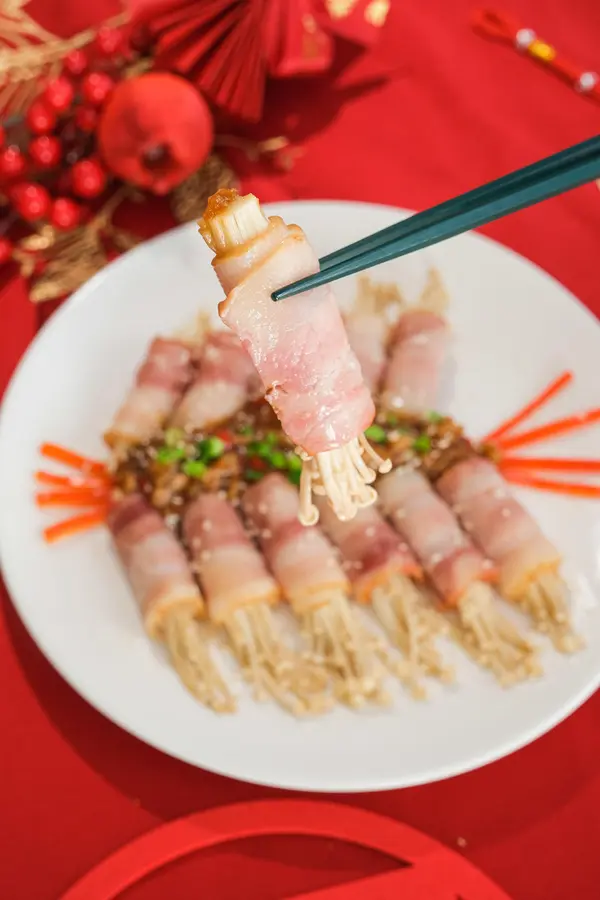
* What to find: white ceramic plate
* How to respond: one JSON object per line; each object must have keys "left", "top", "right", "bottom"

{"left": 1, "top": 201, "right": 599, "bottom": 792}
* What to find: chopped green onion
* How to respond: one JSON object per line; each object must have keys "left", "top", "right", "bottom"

{"left": 182, "top": 459, "right": 206, "bottom": 479}
{"left": 412, "top": 434, "right": 431, "bottom": 454}
{"left": 248, "top": 440, "right": 271, "bottom": 459}
{"left": 364, "top": 424, "right": 387, "bottom": 444}
{"left": 197, "top": 436, "right": 225, "bottom": 461}
{"left": 245, "top": 469, "right": 265, "bottom": 482}
{"left": 286, "top": 453, "right": 302, "bottom": 473}
{"left": 270, "top": 450, "right": 287, "bottom": 470}
{"left": 237, "top": 424, "right": 252, "bottom": 435}
{"left": 164, "top": 427, "right": 185, "bottom": 447}
{"left": 385, "top": 412, "right": 399, "bottom": 426}
{"left": 287, "top": 469, "right": 301, "bottom": 486}
{"left": 155, "top": 446, "right": 186, "bottom": 465}
{"left": 265, "top": 431, "right": 279, "bottom": 446}
{"left": 427, "top": 411, "right": 444, "bottom": 423}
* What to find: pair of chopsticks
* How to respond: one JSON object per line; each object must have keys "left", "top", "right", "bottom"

{"left": 271, "top": 134, "right": 600, "bottom": 301}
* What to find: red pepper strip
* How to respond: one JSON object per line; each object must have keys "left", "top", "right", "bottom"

{"left": 43, "top": 509, "right": 108, "bottom": 544}
{"left": 40, "top": 443, "right": 108, "bottom": 478}
{"left": 504, "top": 472, "right": 600, "bottom": 498}
{"left": 35, "top": 470, "right": 109, "bottom": 489}
{"left": 500, "top": 456, "right": 600, "bottom": 473}
{"left": 247, "top": 456, "right": 269, "bottom": 472}
{"left": 36, "top": 488, "right": 110, "bottom": 508}
{"left": 214, "top": 428, "right": 234, "bottom": 446}
{"left": 481, "top": 371, "right": 573, "bottom": 444}
{"left": 497, "top": 408, "right": 600, "bottom": 451}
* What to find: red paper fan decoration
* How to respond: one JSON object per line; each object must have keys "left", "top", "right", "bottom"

{"left": 129, "top": 0, "right": 389, "bottom": 121}
{"left": 60, "top": 800, "right": 513, "bottom": 900}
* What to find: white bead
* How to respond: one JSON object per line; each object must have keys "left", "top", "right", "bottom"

{"left": 576, "top": 71, "right": 598, "bottom": 93}
{"left": 515, "top": 28, "right": 536, "bottom": 50}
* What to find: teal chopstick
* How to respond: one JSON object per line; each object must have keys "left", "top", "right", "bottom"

{"left": 271, "top": 135, "right": 600, "bottom": 301}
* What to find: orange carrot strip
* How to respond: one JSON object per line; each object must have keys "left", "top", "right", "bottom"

{"left": 36, "top": 489, "right": 110, "bottom": 508}
{"left": 497, "top": 408, "right": 600, "bottom": 452}
{"left": 500, "top": 456, "right": 600, "bottom": 474}
{"left": 35, "top": 471, "right": 108, "bottom": 489}
{"left": 482, "top": 371, "right": 573, "bottom": 443}
{"left": 43, "top": 509, "right": 107, "bottom": 544}
{"left": 40, "top": 443, "right": 107, "bottom": 477}
{"left": 505, "top": 472, "right": 600, "bottom": 498}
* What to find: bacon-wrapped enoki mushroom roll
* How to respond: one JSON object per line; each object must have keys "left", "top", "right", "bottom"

{"left": 108, "top": 493, "right": 233, "bottom": 711}
{"left": 343, "top": 276, "right": 403, "bottom": 395}
{"left": 183, "top": 493, "right": 328, "bottom": 715}
{"left": 381, "top": 269, "right": 450, "bottom": 416}
{"left": 105, "top": 338, "right": 195, "bottom": 452}
{"left": 378, "top": 467, "right": 540, "bottom": 685}
{"left": 436, "top": 457, "right": 582, "bottom": 653}
{"left": 170, "top": 331, "right": 261, "bottom": 431}
{"left": 242, "top": 473, "right": 388, "bottom": 707}
{"left": 317, "top": 501, "right": 452, "bottom": 697}
{"left": 199, "top": 189, "right": 390, "bottom": 526}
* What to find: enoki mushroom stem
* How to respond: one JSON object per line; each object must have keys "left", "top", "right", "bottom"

{"left": 372, "top": 575, "right": 453, "bottom": 698}
{"left": 518, "top": 570, "right": 584, "bottom": 653}
{"left": 164, "top": 609, "right": 235, "bottom": 713}
{"left": 222, "top": 603, "right": 331, "bottom": 715}
{"left": 419, "top": 267, "right": 448, "bottom": 315}
{"left": 453, "top": 583, "right": 541, "bottom": 686}
{"left": 300, "top": 592, "right": 389, "bottom": 707}
{"left": 299, "top": 435, "right": 392, "bottom": 526}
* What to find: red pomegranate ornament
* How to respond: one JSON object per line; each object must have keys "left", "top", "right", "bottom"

{"left": 97, "top": 72, "right": 213, "bottom": 194}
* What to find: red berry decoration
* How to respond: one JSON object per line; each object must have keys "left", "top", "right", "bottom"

{"left": 12, "top": 182, "right": 51, "bottom": 221}
{"left": 82, "top": 72, "right": 115, "bottom": 107}
{"left": 29, "top": 135, "right": 62, "bottom": 168}
{"left": 71, "top": 158, "right": 107, "bottom": 198}
{"left": 0, "top": 237, "right": 13, "bottom": 265}
{"left": 0, "top": 125, "right": 5, "bottom": 149}
{"left": 26, "top": 99, "right": 57, "bottom": 134}
{"left": 63, "top": 49, "right": 88, "bottom": 77}
{"left": 43, "top": 76, "right": 75, "bottom": 113}
{"left": 0, "top": 146, "right": 26, "bottom": 178}
{"left": 74, "top": 105, "right": 98, "bottom": 133}
{"left": 95, "top": 26, "right": 125, "bottom": 56}
{"left": 50, "top": 197, "right": 82, "bottom": 230}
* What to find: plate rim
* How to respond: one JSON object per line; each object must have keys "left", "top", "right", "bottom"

{"left": 1, "top": 198, "right": 599, "bottom": 792}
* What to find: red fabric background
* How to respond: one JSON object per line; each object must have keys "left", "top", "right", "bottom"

{"left": 1, "top": 1, "right": 600, "bottom": 897}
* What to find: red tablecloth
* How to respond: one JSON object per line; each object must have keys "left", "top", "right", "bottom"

{"left": 2, "top": 2, "right": 600, "bottom": 897}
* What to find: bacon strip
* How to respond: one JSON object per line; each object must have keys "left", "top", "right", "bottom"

{"left": 436, "top": 457, "right": 561, "bottom": 600}
{"left": 212, "top": 218, "right": 375, "bottom": 455}
{"left": 183, "top": 493, "right": 280, "bottom": 623}
{"left": 170, "top": 331, "right": 260, "bottom": 431}
{"left": 108, "top": 493, "right": 203, "bottom": 637}
{"left": 242, "top": 473, "right": 349, "bottom": 613}
{"left": 344, "top": 312, "right": 388, "bottom": 395}
{"left": 105, "top": 338, "right": 194, "bottom": 448}
{"left": 317, "top": 501, "right": 421, "bottom": 603}
{"left": 378, "top": 467, "right": 495, "bottom": 606}
{"left": 381, "top": 308, "right": 449, "bottom": 416}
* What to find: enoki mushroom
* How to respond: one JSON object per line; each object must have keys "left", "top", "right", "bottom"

{"left": 298, "top": 436, "right": 391, "bottom": 526}
{"left": 221, "top": 603, "right": 332, "bottom": 715}
{"left": 300, "top": 592, "right": 390, "bottom": 708}
{"left": 372, "top": 575, "right": 453, "bottom": 698}
{"left": 451, "top": 583, "right": 541, "bottom": 686}
{"left": 164, "top": 609, "right": 235, "bottom": 713}
{"left": 518, "top": 570, "right": 583, "bottom": 654}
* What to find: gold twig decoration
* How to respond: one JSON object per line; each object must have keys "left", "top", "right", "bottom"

{"left": 13, "top": 188, "right": 140, "bottom": 303}
{"left": 0, "top": 1, "right": 128, "bottom": 114}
